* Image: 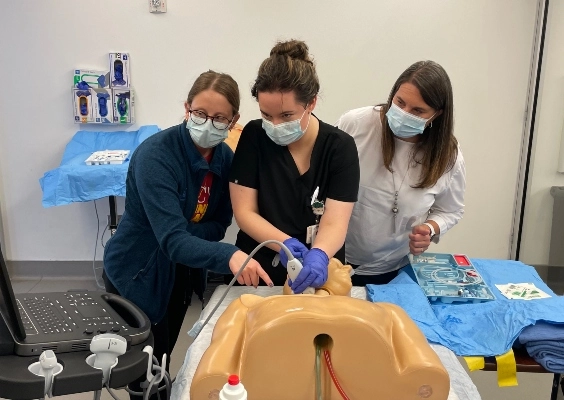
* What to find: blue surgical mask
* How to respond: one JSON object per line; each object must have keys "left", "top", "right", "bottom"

{"left": 187, "top": 119, "right": 229, "bottom": 149}
{"left": 262, "top": 109, "right": 310, "bottom": 146}
{"left": 386, "top": 103, "right": 433, "bottom": 138}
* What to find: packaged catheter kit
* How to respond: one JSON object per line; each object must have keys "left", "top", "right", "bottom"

{"left": 407, "top": 253, "right": 496, "bottom": 304}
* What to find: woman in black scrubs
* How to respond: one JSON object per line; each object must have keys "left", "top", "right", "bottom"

{"left": 227, "top": 40, "right": 360, "bottom": 294}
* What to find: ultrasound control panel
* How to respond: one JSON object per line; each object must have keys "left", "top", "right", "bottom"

{"left": 10, "top": 291, "right": 151, "bottom": 356}
{"left": 17, "top": 292, "right": 136, "bottom": 337}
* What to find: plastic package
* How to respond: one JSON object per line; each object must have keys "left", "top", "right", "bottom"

{"left": 85, "top": 150, "right": 130, "bottom": 165}
{"left": 408, "top": 253, "right": 495, "bottom": 304}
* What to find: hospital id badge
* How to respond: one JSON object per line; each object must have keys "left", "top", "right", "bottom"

{"left": 306, "top": 224, "right": 319, "bottom": 244}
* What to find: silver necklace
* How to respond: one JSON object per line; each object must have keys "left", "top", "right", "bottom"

{"left": 391, "top": 161, "right": 410, "bottom": 233}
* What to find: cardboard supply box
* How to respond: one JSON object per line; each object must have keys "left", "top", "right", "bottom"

{"left": 72, "top": 53, "right": 133, "bottom": 123}
{"left": 73, "top": 69, "right": 110, "bottom": 88}
{"left": 91, "top": 88, "right": 113, "bottom": 123}
{"left": 112, "top": 88, "right": 134, "bottom": 124}
{"left": 72, "top": 88, "right": 94, "bottom": 123}
{"left": 109, "top": 53, "right": 130, "bottom": 88}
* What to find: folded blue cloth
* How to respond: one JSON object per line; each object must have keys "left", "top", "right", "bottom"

{"left": 534, "top": 356, "right": 564, "bottom": 373}
{"left": 519, "top": 321, "right": 564, "bottom": 344}
{"left": 527, "top": 340, "right": 564, "bottom": 354}
{"left": 517, "top": 322, "right": 564, "bottom": 372}
{"left": 40, "top": 125, "right": 160, "bottom": 207}
{"left": 366, "top": 259, "right": 564, "bottom": 357}
{"left": 525, "top": 341, "right": 564, "bottom": 372}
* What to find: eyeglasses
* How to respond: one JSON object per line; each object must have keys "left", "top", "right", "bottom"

{"left": 189, "top": 109, "right": 232, "bottom": 130}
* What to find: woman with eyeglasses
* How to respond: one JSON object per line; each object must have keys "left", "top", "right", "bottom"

{"left": 336, "top": 61, "right": 466, "bottom": 286}
{"left": 227, "top": 40, "right": 360, "bottom": 294}
{"left": 103, "top": 71, "right": 272, "bottom": 397}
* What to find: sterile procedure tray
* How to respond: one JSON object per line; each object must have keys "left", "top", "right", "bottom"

{"left": 85, "top": 150, "right": 130, "bottom": 165}
{"left": 407, "top": 253, "right": 495, "bottom": 304}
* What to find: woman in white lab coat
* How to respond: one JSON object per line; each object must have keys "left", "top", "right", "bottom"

{"left": 337, "top": 61, "right": 466, "bottom": 286}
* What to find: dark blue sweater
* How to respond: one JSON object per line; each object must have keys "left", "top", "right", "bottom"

{"left": 103, "top": 122, "right": 238, "bottom": 323}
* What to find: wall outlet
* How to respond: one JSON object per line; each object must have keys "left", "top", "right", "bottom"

{"left": 107, "top": 214, "right": 122, "bottom": 227}
{"left": 149, "top": 0, "right": 166, "bottom": 13}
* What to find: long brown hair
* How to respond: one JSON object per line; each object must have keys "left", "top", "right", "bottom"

{"left": 251, "top": 39, "right": 319, "bottom": 105}
{"left": 381, "top": 61, "right": 457, "bottom": 188}
{"left": 187, "top": 70, "right": 240, "bottom": 116}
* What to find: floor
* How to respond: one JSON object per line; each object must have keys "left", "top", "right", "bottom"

{"left": 3, "top": 276, "right": 563, "bottom": 400}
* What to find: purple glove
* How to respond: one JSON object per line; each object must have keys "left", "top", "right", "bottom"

{"left": 279, "top": 238, "right": 309, "bottom": 267}
{"left": 290, "top": 248, "right": 329, "bottom": 294}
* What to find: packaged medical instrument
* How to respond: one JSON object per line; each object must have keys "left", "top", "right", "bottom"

{"left": 73, "top": 69, "right": 109, "bottom": 88}
{"left": 407, "top": 253, "right": 495, "bottom": 304}
{"left": 495, "top": 283, "right": 551, "bottom": 300}
{"left": 91, "top": 88, "right": 113, "bottom": 123}
{"left": 85, "top": 150, "right": 130, "bottom": 165}
{"left": 112, "top": 89, "right": 135, "bottom": 124}
{"left": 109, "top": 53, "right": 130, "bottom": 88}
{"left": 72, "top": 88, "right": 94, "bottom": 123}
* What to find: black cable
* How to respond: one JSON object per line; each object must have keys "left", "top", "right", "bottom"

{"left": 515, "top": 0, "right": 549, "bottom": 260}
{"left": 92, "top": 200, "right": 104, "bottom": 289}
{"left": 101, "top": 224, "right": 108, "bottom": 248}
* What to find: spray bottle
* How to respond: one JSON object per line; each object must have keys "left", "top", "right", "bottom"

{"left": 219, "top": 375, "right": 247, "bottom": 400}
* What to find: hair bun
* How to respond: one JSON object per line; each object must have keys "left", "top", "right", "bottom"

{"left": 270, "top": 39, "right": 312, "bottom": 62}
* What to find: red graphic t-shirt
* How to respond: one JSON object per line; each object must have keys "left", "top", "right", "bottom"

{"left": 191, "top": 153, "right": 213, "bottom": 222}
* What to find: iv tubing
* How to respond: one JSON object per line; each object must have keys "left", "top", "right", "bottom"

{"left": 324, "top": 349, "right": 350, "bottom": 400}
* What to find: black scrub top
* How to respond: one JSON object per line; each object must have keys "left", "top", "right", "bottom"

{"left": 229, "top": 117, "right": 360, "bottom": 283}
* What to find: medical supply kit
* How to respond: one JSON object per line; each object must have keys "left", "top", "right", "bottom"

{"left": 407, "top": 253, "right": 496, "bottom": 304}
{"left": 72, "top": 53, "right": 135, "bottom": 124}
{"left": 85, "top": 150, "right": 130, "bottom": 165}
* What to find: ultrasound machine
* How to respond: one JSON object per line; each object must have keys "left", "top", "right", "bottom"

{"left": 0, "top": 243, "right": 158, "bottom": 399}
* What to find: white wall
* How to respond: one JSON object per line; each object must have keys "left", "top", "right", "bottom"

{"left": 520, "top": 1, "right": 564, "bottom": 265}
{"left": 0, "top": 122, "right": 6, "bottom": 255}
{"left": 0, "top": 0, "right": 537, "bottom": 262}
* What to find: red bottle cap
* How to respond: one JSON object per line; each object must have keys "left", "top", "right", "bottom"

{"left": 228, "top": 375, "right": 240, "bottom": 386}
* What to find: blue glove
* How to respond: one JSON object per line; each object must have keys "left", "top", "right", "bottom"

{"left": 290, "top": 248, "right": 329, "bottom": 294}
{"left": 279, "top": 238, "right": 309, "bottom": 267}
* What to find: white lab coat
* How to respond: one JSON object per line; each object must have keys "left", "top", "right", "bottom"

{"left": 336, "top": 106, "right": 466, "bottom": 275}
